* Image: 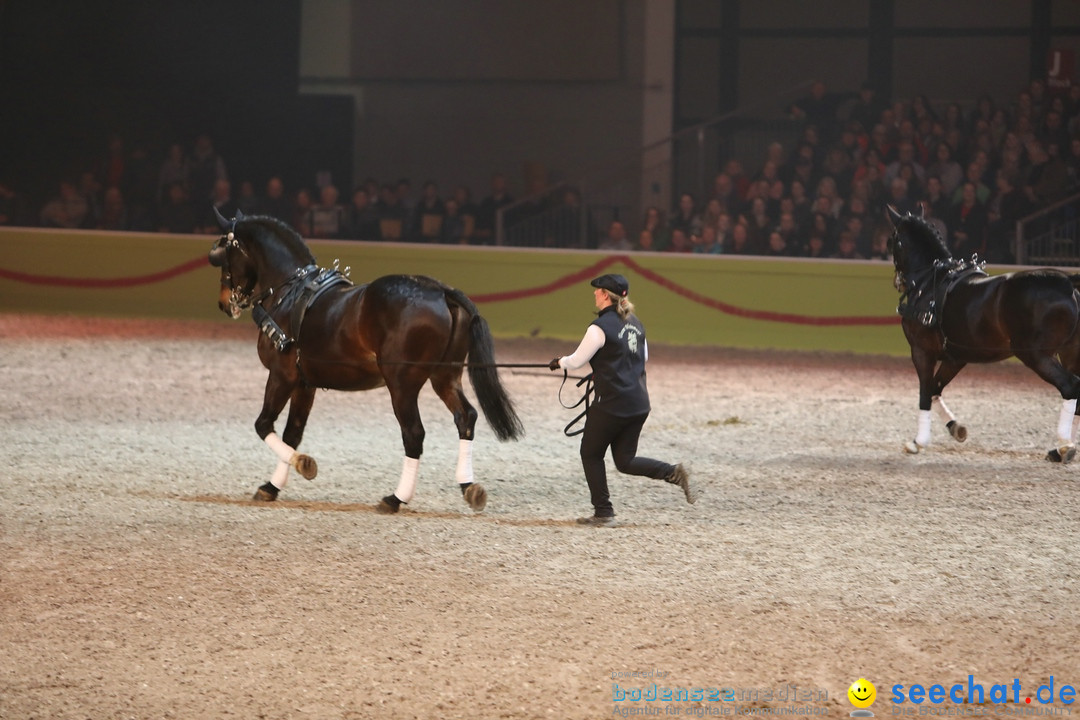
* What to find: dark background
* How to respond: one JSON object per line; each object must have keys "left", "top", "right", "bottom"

{"left": 0, "top": 0, "right": 352, "bottom": 201}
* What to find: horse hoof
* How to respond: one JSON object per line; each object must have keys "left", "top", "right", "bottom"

{"left": 1049, "top": 446, "right": 1077, "bottom": 464}
{"left": 947, "top": 421, "right": 968, "bottom": 442}
{"left": 292, "top": 453, "right": 318, "bottom": 480}
{"left": 375, "top": 494, "right": 402, "bottom": 514}
{"left": 463, "top": 483, "right": 488, "bottom": 512}
{"left": 253, "top": 483, "right": 278, "bottom": 502}
{"left": 903, "top": 440, "right": 923, "bottom": 454}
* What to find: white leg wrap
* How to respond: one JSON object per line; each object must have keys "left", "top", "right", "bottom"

{"left": 1058, "top": 399, "right": 1077, "bottom": 444}
{"left": 916, "top": 409, "right": 932, "bottom": 447}
{"left": 1072, "top": 413, "right": 1080, "bottom": 443}
{"left": 264, "top": 432, "right": 297, "bottom": 465}
{"left": 270, "top": 460, "right": 290, "bottom": 490}
{"left": 395, "top": 457, "right": 420, "bottom": 503}
{"left": 455, "top": 439, "right": 474, "bottom": 485}
{"left": 931, "top": 396, "right": 956, "bottom": 423}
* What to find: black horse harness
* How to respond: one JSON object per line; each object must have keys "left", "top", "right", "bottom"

{"left": 210, "top": 230, "right": 354, "bottom": 352}
{"left": 896, "top": 254, "right": 987, "bottom": 329}
{"left": 251, "top": 264, "right": 354, "bottom": 352}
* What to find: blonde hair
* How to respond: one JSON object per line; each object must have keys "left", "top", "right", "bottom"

{"left": 604, "top": 290, "right": 635, "bottom": 321}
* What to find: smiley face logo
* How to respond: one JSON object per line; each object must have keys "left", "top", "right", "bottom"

{"left": 848, "top": 678, "right": 876, "bottom": 709}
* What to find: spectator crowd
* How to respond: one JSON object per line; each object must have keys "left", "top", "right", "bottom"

{"left": 3, "top": 79, "right": 1080, "bottom": 264}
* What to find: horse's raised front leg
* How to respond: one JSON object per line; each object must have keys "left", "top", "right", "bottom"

{"left": 432, "top": 372, "right": 486, "bottom": 512}
{"left": 376, "top": 374, "right": 427, "bottom": 514}
{"left": 253, "top": 380, "right": 319, "bottom": 502}
{"left": 932, "top": 358, "right": 968, "bottom": 443}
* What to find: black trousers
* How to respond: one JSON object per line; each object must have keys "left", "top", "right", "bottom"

{"left": 579, "top": 406, "right": 675, "bottom": 517}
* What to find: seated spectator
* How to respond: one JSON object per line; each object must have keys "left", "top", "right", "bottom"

{"left": 344, "top": 186, "right": 380, "bottom": 240}
{"left": 986, "top": 170, "right": 1028, "bottom": 264}
{"left": 453, "top": 185, "right": 478, "bottom": 243}
{"left": 437, "top": 198, "right": 460, "bottom": 244}
{"left": 922, "top": 175, "right": 951, "bottom": 221}
{"left": 640, "top": 205, "right": 670, "bottom": 251}
{"left": 831, "top": 230, "right": 865, "bottom": 259}
{"left": 259, "top": 176, "right": 292, "bottom": 224}
{"left": 667, "top": 228, "right": 693, "bottom": 253}
{"left": 375, "top": 183, "right": 407, "bottom": 240}
{"left": 775, "top": 211, "right": 803, "bottom": 255}
{"left": 236, "top": 180, "right": 260, "bottom": 215}
{"left": 39, "top": 178, "right": 89, "bottom": 228}
{"left": 598, "top": 220, "right": 632, "bottom": 252}
{"left": 157, "top": 182, "right": 197, "bottom": 234}
{"left": 885, "top": 141, "right": 926, "bottom": 186}
{"left": 157, "top": 143, "right": 190, "bottom": 208}
{"left": 820, "top": 145, "right": 854, "bottom": 197}
{"left": 308, "top": 184, "right": 344, "bottom": 239}
{"left": 764, "top": 230, "right": 791, "bottom": 257}
{"left": 634, "top": 229, "right": 658, "bottom": 252}
{"left": 411, "top": 180, "right": 445, "bottom": 242}
{"left": 710, "top": 172, "right": 739, "bottom": 216}
{"left": 292, "top": 188, "right": 314, "bottom": 236}
{"left": 886, "top": 177, "right": 917, "bottom": 216}
{"left": 744, "top": 196, "right": 773, "bottom": 245}
{"left": 693, "top": 225, "right": 723, "bottom": 254}
{"left": 723, "top": 222, "right": 754, "bottom": 255}
{"left": 669, "top": 192, "right": 702, "bottom": 239}
{"left": 789, "top": 80, "right": 840, "bottom": 140}
{"left": 1022, "top": 140, "right": 1068, "bottom": 210}
{"left": 951, "top": 162, "right": 991, "bottom": 206}
{"left": 96, "top": 186, "right": 131, "bottom": 231}
{"left": 803, "top": 233, "right": 828, "bottom": 258}
{"left": 474, "top": 173, "right": 513, "bottom": 245}
{"left": 867, "top": 225, "right": 891, "bottom": 260}
{"left": 946, "top": 181, "right": 988, "bottom": 257}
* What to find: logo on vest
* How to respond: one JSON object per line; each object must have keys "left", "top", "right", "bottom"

{"left": 619, "top": 324, "right": 642, "bottom": 355}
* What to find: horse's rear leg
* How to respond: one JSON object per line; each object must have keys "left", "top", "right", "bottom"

{"left": 1015, "top": 350, "right": 1080, "bottom": 462}
{"left": 432, "top": 372, "right": 486, "bottom": 512}
{"left": 376, "top": 376, "right": 427, "bottom": 514}
{"left": 254, "top": 384, "right": 318, "bottom": 501}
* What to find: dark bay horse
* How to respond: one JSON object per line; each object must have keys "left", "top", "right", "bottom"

{"left": 888, "top": 205, "right": 1080, "bottom": 461}
{"left": 208, "top": 210, "right": 523, "bottom": 511}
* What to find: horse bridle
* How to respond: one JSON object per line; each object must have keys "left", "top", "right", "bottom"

{"left": 209, "top": 228, "right": 262, "bottom": 316}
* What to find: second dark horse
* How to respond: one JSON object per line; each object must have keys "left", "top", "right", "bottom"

{"left": 888, "top": 204, "right": 1080, "bottom": 461}
{"left": 208, "top": 210, "right": 523, "bottom": 511}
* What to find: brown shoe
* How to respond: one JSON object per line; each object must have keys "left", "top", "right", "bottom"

{"left": 668, "top": 464, "right": 696, "bottom": 504}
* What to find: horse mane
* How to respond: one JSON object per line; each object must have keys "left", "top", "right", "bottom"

{"left": 897, "top": 212, "right": 951, "bottom": 261}
{"left": 237, "top": 214, "right": 316, "bottom": 265}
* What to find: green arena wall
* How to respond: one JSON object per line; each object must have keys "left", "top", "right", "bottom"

{"left": 0, "top": 227, "right": 912, "bottom": 355}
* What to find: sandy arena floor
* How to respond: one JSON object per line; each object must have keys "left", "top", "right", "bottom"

{"left": 2, "top": 313, "right": 1079, "bottom": 719}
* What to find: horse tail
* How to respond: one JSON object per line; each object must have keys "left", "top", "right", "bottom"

{"left": 444, "top": 287, "right": 524, "bottom": 441}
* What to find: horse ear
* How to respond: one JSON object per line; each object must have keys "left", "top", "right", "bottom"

{"left": 886, "top": 204, "right": 904, "bottom": 227}
{"left": 235, "top": 208, "right": 245, "bottom": 222}
{"left": 917, "top": 202, "right": 926, "bottom": 218}
{"left": 213, "top": 205, "right": 231, "bottom": 231}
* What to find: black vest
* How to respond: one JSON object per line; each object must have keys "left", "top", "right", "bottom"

{"left": 589, "top": 306, "right": 650, "bottom": 417}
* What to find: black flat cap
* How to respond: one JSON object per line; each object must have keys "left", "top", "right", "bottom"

{"left": 591, "top": 273, "right": 629, "bottom": 297}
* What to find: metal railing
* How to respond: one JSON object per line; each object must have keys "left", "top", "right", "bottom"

{"left": 1015, "top": 191, "right": 1080, "bottom": 266}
